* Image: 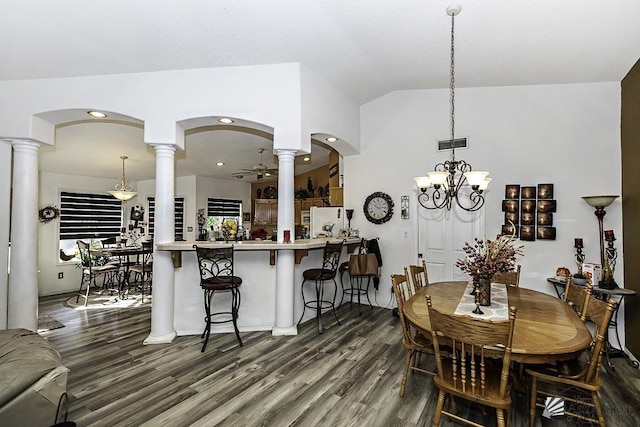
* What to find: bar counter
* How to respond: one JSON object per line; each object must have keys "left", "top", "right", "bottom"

{"left": 155, "top": 237, "right": 361, "bottom": 337}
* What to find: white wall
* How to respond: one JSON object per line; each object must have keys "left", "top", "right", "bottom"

{"left": 347, "top": 82, "right": 622, "bottom": 299}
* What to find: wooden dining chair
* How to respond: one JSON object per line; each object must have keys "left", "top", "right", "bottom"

{"left": 391, "top": 273, "right": 435, "bottom": 398}
{"left": 563, "top": 276, "right": 593, "bottom": 321}
{"left": 491, "top": 264, "right": 521, "bottom": 287}
{"left": 406, "top": 259, "right": 429, "bottom": 293}
{"left": 426, "top": 294, "right": 517, "bottom": 427}
{"left": 526, "top": 294, "right": 616, "bottom": 427}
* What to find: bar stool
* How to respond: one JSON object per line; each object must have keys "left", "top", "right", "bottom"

{"left": 193, "top": 244, "right": 243, "bottom": 352}
{"left": 298, "top": 241, "right": 344, "bottom": 334}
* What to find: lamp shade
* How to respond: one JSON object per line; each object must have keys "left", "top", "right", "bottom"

{"left": 479, "top": 177, "right": 492, "bottom": 191}
{"left": 414, "top": 176, "right": 431, "bottom": 190}
{"left": 464, "top": 171, "right": 490, "bottom": 187}
{"left": 427, "top": 171, "right": 449, "bottom": 186}
{"left": 109, "top": 190, "right": 137, "bottom": 201}
{"left": 582, "top": 195, "right": 619, "bottom": 208}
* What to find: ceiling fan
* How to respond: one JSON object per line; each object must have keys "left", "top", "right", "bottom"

{"left": 232, "top": 148, "right": 278, "bottom": 180}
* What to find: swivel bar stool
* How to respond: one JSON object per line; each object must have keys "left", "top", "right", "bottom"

{"left": 298, "top": 241, "right": 344, "bottom": 334}
{"left": 194, "top": 244, "right": 243, "bottom": 352}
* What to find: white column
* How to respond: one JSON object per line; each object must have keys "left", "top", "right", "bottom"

{"left": 8, "top": 139, "right": 42, "bottom": 331}
{"left": 144, "top": 144, "right": 177, "bottom": 344}
{"left": 273, "top": 149, "right": 297, "bottom": 335}
{"left": 0, "top": 140, "right": 12, "bottom": 329}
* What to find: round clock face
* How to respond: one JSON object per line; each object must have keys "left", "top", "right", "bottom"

{"left": 363, "top": 192, "right": 394, "bottom": 224}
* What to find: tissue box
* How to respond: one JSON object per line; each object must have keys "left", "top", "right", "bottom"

{"left": 582, "top": 263, "right": 601, "bottom": 284}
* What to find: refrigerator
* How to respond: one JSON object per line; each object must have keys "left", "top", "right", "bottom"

{"left": 310, "top": 207, "right": 345, "bottom": 238}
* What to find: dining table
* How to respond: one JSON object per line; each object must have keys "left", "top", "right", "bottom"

{"left": 93, "top": 245, "right": 153, "bottom": 298}
{"left": 403, "top": 281, "right": 593, "bottom": 364}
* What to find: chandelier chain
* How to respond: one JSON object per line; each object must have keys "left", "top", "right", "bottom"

{"left": 449, "top": 12, "right": 456, "bottom": 162}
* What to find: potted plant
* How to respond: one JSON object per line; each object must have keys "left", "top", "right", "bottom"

{"left": 572, "top": 272, "right": 588, "bottom": 286}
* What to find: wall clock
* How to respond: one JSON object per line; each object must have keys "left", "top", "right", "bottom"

{"left": 363, "top": 192, "right": 394, "bottom": 224}
{"left": 38, "top": 205, "right": 60, "bottom": 224}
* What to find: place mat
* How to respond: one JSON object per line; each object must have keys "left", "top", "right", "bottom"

{"left": 37, "top": 313, "right": 65, "bottom": 332}
{"left": 454, "top": 282, "right": 509, "bottom": 320}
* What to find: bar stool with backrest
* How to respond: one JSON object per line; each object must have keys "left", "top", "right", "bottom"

{"left": 193, "top": 244, "right": 243, "bottom": 352}
{"left": 342, "top": 238, "right": 377, "bottom": 313}
{"left": 75, "top": 240, "right": 120, "bottom": 306}
{"left": 298, "top": 240, "right": 344, "bottom": 334}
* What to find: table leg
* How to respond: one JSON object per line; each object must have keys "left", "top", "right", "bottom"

{"left": 603, "top": 298, "right": 639, "bottom": 369}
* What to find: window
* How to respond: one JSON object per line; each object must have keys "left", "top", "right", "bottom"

{"left": 58, "top": 191, "right": 122, "bottom": 260}
{"left": 147, "top": 196, "right": 185, "bottom": 240}
{"left": 206, "top": 198, "right": 242, "bottom": 235}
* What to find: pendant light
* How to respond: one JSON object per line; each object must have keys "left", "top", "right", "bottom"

{"left": 108, "top": 156, "right": 137, "bottom": 201}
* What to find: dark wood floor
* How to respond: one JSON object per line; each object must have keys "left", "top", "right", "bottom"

{"left": 38, "top": 292, "right": 640, "bottom": 426}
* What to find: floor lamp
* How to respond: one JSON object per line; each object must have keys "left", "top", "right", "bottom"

{"left": 582, "top": 195, "right": 619, "bottom": 287}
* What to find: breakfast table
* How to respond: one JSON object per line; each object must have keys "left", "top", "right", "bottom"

{"left": 403, "top": 281, "right": 593, "bottom": 364}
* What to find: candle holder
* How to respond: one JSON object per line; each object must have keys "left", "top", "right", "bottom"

{"left": 472, "top": 285, "right": 484, "bottom": 315}
{"left": 574, "top": 237, "right": 585, "bottom": 273}
{"left": 346, "top": 209, "right": 354, "bottom": 229}
{"left": 601, "top": 230, "right": 618, "bottom": 289}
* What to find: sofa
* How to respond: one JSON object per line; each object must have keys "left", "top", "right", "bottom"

{"left": 0, "top": 328, "right": 69, "bottom": 426}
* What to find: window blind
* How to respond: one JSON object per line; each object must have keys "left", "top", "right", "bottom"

{"left": 59, "top": 191, "right": 122, "bottom": 240}
{"left": 147, "top": 196, "right": 185, "bottom": 240}
{"left": 207, "top": 198, "right": 242, "bottom": 217}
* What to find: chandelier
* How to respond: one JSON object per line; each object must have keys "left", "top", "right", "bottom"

{"left": 414, "top": 5, "right": 490, "bottom": 212}
{"left": 108, "top": 155, "right": 138, "bottom": 201}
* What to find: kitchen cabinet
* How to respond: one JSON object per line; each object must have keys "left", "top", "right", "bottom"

{"left": 301, "top": 198, "right": 326, "bottom": 211}
{"left": 254, "top": 198, "right": 326, "bottom": 225}
{"left": 254, "top": 199, "right": 278, "bottom": 225}
{"left": 329, "top": 187, "right": 343, "bottom": 206}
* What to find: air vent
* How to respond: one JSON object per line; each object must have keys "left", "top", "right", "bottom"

{"left": 438, "top": 137, "right": 468, "bottom": 151}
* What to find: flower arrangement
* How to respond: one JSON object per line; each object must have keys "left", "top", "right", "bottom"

{"left": 221, "top": 219, "right": 239, "bottom": 241}
{"left": 456, "top": 232, "right": 524, "bottom": 283}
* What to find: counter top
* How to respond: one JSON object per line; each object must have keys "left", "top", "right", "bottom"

{"left": 157, "top": 237, "right": 362, "bottom": 252}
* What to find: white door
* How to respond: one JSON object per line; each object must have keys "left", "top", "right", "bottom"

{"left": 417, "top": 191, "right": 485, "bottom": 283}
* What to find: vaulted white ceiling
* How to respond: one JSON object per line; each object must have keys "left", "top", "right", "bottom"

{"left": 6, "top": 0, "right": 640, "bottom": 181}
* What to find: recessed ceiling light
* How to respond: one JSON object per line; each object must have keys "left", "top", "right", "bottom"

{"left": 216, "top": 162, "right": 224, "bottom": 166}
{"left": 87, "top": 110, "right": 107, "bottom": 118}
{"left": 265, "top": 172, "right": 271, "bottom": 176}
{"left": 326, "top": 137, "right": 338, "bottom": 142}
{"left": 303, "top": 157, "right": 310, "bottom": 162}
{"left": 218, "top": 118, "right": 234, "bottom": 124}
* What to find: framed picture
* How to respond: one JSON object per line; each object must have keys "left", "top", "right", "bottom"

{"left": 537, "top": 183, "right": 554, "bottom": 199}
{"left": 520, "top": 225, "right": 535, "bottom": 241}
{"left": 537, "top": 212, "right": 553, "bottom": 226}
{"left": 242, "top": 212, "right": 250, "bottom": 222}
{"left": 521, "top": 186, "right": 536, "bottom": 200}
{"left": 537, "top": 200, "right": 557, "bottom": 213}
{"left": 521, "top": 212, "right": 535, "bottom": 225}
{"left": 502, "top": 223, "right": 519, "bottom": 236}
{"left": 502, "top": 200, "right": 519, "bottom": 213}
{"left": 329, "top": 163, "right": 339, "bottom": 178}
{"left": 505, "top": 185, "right": 520, "bottom": 200}
{"left": 537, "top": 226, "right": 557, "bottom": 240}
{"left": 521, "top": 200, "right": 535, "bottom": 213}
{"left": 504, "top": 212, "right": 518, "bottom": 224}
